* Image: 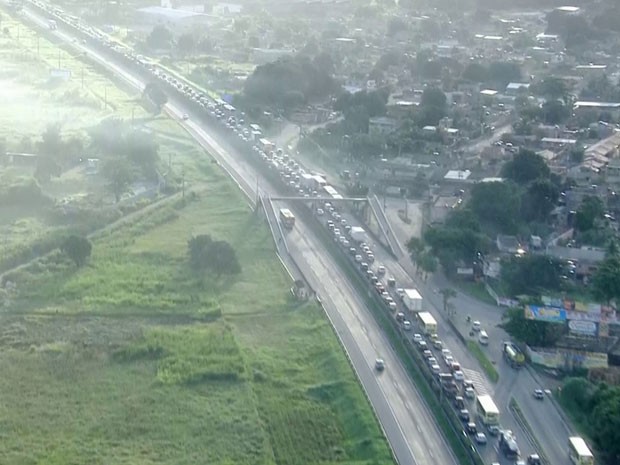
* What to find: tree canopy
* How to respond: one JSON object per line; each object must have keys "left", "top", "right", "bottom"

{"left": 469, "top": 181, "right": 520, "bottom": 233}
{"left": 61, "top": 235, "right": 92, "bottom": 267}
{"left": 502, "top": 306, "right": 565, "bottom": 347}
{"left": 500, "top": 254, "right": 564, "bottom": 296}
{"left": 244, "top": 54, "right": 337, "bottom": 109}
{"left": 146, "top": 25, "right": 173, "bottom": 49}
{"left": 188, "top": 234, "right": 241, "bottom": 278}
{"left": 559, "top": 379, "right": 620, "bottom": 465}
{"left": 501, "top": 149, "right": 551, "bottom": 184}
{"left": 101, "top": 157, "right": 133, "bottom": 203}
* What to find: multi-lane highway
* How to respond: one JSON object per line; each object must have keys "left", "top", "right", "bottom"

{"left": 14, "top": 4, "right": 462, "bottom": 465}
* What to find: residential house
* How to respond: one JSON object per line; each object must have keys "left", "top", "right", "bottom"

{"left": 496, "top": 235, "right": 521, "bottom": 254}
{"left": 369, "top": 116, "right": 399, "bottom": 135}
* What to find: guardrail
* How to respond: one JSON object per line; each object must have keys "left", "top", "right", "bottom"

{"left": 509, "top": 398, "right": 549, "bottom": 465}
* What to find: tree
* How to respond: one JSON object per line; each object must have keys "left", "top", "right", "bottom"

{"left": 406, "top": 236, "right": 425, "bottom": 260}
{"left": 501, "top": 149, "right": 551, "bottom": 184}
{"left": 462, "top": 63, "right": 487, "bottom": 83}
{"left": 575, "top": 196, "right": 604, "bottom": 232}
{"left": 188, "top": 234, "right": 213, "bottom": 272}
{"left": 61, "top": 235, "right": 92, "bottom": 267}
{"left": 537, "top": 77, "right": 568, "bottom": 101}
{"left": 146, "top": 24, "right": 172, "bottom": 49}
{"left": 502, "top": 306, "right": 565, "bottom": 347}
{"left": 592, "top": 256, "right": 620, "bottom": 304}
{"left": 541, "top": 100, "right": 569, "bottom": 125}
{"left": 487, "top": 62, "right": 521, "bottom": 86}
{"left": 39, "top": 123, "right": 63, "bottom": 157}
{"left": 469, "top": 182, "right": 520, "bottom": 233}
{"left": 205, "top": 240, "right": 241, "bottom": 277}
{"left": 101, "top": 157, "right": 133, "bottom": 203}
{"left": 188, "top": 235, "right": 241, "bottom": 277}
{"left": 142, "top": 82, "right": 168, "bottom": 113}
{"left": 125, "top": 130, "right": 159, "bottom": 180}
{"left": 420, "top": 87, "right": 447, "bottom": 109}
{"left": 439, "top": 288, "right": 457, "bottom": 314}
{"left": 500, "top": 254, "right": 564, "bottom": 295}
{"left": 521, "top": 178, "right": 559, "bottom": 222}
{"left": 176, "top": 33, "right": 195, "bottom": 56}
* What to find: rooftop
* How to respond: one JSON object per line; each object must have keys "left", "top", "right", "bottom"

{"left": 444, "top": 170, "right": 471, "bottom": 181}
{"left": 137, "top": 6, "right": 206, "bottom": 19}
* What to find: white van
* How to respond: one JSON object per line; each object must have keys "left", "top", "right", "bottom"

{"left": 479, "top": 330, "right": 489, "bottom": 345}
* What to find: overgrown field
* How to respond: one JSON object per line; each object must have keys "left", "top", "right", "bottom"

{"left": 0, "top": 13, "right": 393, "bottom": 464}
{"left": 0, "top": 12, "right": 223, "bottom": 272}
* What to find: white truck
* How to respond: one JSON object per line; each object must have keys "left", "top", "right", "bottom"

{"left": 349, "top": 226, "right": 367, "bottom": 243}
{"left": 417, "top": 311, "right": 437, "bottom": 335}
{"left": 402, "top": 288, "right": 423, "bottom": 312}
{"left": 48, "top": 20, "right": 57, "bottom": 30}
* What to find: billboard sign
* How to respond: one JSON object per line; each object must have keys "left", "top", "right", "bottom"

{"left": 524, "top": 305, "right": 566, "bottom": 323}
{"left": 568, "top": 320, "right": 597, "bottom": 336}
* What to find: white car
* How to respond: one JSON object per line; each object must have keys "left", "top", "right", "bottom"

{"left": 181, "top": 113, "right": 189, "bottom": 120}
{"left": 472, "top": 320, "right": 481, "bottom": 332}
{"left": 464, "top": 387, "right": 476, "bottom": 399}
{"left": 475, "top": 432, "right": 487, "bottom": 445}
{"left": 431, "top": 364, "right": 441, "bottom": 374}
{"left": 377, "top": 265, "right": 386, "bottom": 276}
{"left": 403, "top": 320, "right": 412, "bottom": 331}
{"left": 375, "top": 358, "right": 385, "bottom": 371}
{"left": 413, "top": 333, "right": 423, "bottom": 343}
{"left": 453, "top": 370, "right": 465, "bottom": 382}
{"left": 316, "top": 208, "right": 324, "bottom": 216}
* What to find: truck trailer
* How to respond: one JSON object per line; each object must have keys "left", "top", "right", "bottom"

{"left": 503, "top": 342, "right": 525, "bottom": 368}
{"left": 417, "top": 311, "right": 437, "bottom": 335}
{"left": 402, "top": 288, "right": 423, "bottom": 312}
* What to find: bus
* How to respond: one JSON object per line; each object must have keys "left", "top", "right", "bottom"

{"left": 476, "top": 394, "right": 500, "bottom": 426}
{"left": 568, "top": 436, "right": 594, "bottom": 465}
{"left": 417, "top": 311, "right": 437, "bottom": 335}
{"left": 279, "top": 208, "right": 295, "bottom": 229}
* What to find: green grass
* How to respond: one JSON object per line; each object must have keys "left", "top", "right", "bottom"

{"left": 467, "top": 340, "right": 500, "bottom": 383}
{"left": 0, "top": 157, "right": 393, "bottom": 465}
{"left": 455, "top": 280, "right": 497, "bottom": 306}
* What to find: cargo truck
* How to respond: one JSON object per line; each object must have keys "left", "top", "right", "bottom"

{"left": 349, "top": 226, "right": 368, "bottom": 243}
{"left": 503, "top": 342, "right": 525, "bottom": 368}
{"left": 402, "top": 288, "right": 423, "bottom": 312}
{"left": 417, "top": 311, "right": 437, "bottom": 335}
{"left": 258, "top": 138, "right": 275, "bottom": 154}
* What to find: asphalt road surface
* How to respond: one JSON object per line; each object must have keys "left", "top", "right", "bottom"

{"left": 18, "top": 6, "right": 460, "bottom": 465}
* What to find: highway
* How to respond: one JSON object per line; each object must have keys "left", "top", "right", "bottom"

{"left": 15, "top": 5, "right": 460, "bottom": 465}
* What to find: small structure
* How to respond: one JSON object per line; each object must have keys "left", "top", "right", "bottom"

{"left": 496, "top": 235, "right": 521, "bottom": 254}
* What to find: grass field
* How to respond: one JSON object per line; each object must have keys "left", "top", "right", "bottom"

{"left": 466, "top": 340, "right": 499, "bottom": 383}
{"left": 0, "top": 11, "right": 394, "bottom": 465}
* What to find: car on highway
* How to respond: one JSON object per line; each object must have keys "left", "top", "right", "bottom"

{"left": 534, "top": 389, "right": 545, "bottom": 400}
{"left": 433, "top": 339, "right": 443, "bottom": 350}
{"left": 464, "top": 387, "right": 475, "bottom": 399}
{"left": 459, "top": 409, "right": 470, "bottom": 421}
{"left": 413, "top": 333, "right": 423, "bottom": 343}
{"left": 475, "top": 432, "right": 487, "bottom": 445}
{"left": 527, "top": 454, "right": 541, "bottom": 465}
{"left": 375, "top": 358, "right": 385, "bottom": 371}
{"left": 430, "top": 364, "right": 441, "bottom": 374}
{"left": 466, "top": 422, "right": 477, "bottom": 434}
{"left": 402, "top": 320, "right": 412, "bottom": 331}
{"left": 453, "top": 370, "right": 465, "bottom": 382}
{"left": 472, "top": 320, "right": 481, "bottom": 332}
{"left": 377, "top": 265, "right": 386, "bottom": 276}
{"left": 316, "top": 208, "right": 324, "bottom": 216}
{"left": 487, "top": 424, "right": 501, "bottom": 436}
{"left": 181, "top": 113, "right": 189, "bottom": 120}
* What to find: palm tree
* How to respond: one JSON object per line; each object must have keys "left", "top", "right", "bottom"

{"left": 439, "top": 288, "right": 457, "bottom": 314}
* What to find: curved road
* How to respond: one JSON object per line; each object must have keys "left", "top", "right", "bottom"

{"left": 18, "top": 6, "right": 459, "bottom": 465}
